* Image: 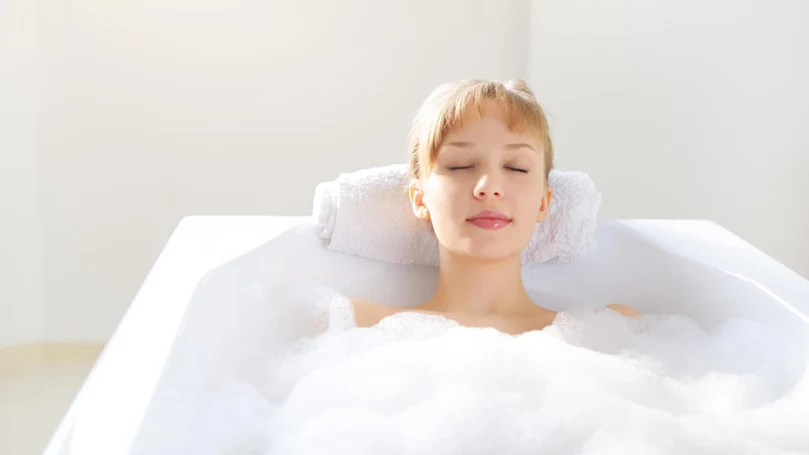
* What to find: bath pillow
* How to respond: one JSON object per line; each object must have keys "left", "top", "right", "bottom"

{"left": 312, "top": 163, "right": 600, "bottom": 267}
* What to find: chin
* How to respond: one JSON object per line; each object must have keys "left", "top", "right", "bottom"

{"left": 439, "top": 228, "right": 527, "bottom": 262}
{"left": 459, "top": 244, "right": 523, "bottom": 262}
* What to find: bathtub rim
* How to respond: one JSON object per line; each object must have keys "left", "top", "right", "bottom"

{"left": 43, "top": 215, "right": 809, "bottom": 455}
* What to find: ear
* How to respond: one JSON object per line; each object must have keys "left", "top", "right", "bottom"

{"left": 536, "top": 185, "right": 552, "bottom": 223}
{"left": 408, "top": 178, "right": 430, "bottom": 220}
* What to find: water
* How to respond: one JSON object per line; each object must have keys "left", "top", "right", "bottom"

{"left": 180, "top": 288, "right": 809, "bottom": 455}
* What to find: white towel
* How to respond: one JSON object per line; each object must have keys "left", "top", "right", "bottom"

{"left": 312, "top": 163, "right": 601, "bottom": 267}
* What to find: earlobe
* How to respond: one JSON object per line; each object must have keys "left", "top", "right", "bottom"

{"left": 536, "top": 186, "right": 553, "bottom": 222}
{"left": 409, "top": 178, "right": 430, "bottom": 220}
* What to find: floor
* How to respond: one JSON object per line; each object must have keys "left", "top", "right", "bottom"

{"left": 0, "top": 344, "right": 102, "bottom": 455}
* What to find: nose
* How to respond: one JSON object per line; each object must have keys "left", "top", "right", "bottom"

{"left": 473, "top": 174, "right": 503, "bottom": 200}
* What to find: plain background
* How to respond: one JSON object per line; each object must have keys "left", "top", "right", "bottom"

{"left": 1, "top": 0, "right": 807, "bottom": 347}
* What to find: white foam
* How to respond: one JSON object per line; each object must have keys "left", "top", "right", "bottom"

{"left": 185, "top": 289, "right": 809, "bottom": 455}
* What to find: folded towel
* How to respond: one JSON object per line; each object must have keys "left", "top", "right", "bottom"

{"left": 312, "top": 163, "right": 601, "bottom": 267}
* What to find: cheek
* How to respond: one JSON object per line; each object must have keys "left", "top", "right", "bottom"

{"left": 515, "top": 183, "right": 544, "bottom": 216}
{"left": 424, "top": 179, "right": 461, "bottom": 213}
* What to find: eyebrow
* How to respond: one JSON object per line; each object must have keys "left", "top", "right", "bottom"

{"left": 444, "top": 141, "right": 537, "bottom": 152}
{"left": 444, "top": 141, "right": 475, "bottom": 149}
{"left": 505, "top": 143, "right": 537, "bottom": 152}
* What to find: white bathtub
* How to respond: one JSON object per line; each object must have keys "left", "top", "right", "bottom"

{"left": 44, "top": 216, "right": 809, "bottom": 455}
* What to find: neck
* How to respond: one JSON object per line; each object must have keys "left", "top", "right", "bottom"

{"left": 420, "top": 249, "right": 535, "bottom": 316}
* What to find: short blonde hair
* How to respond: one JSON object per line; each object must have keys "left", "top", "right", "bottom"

{"left": 407, "top": 78, "right": 554, "bottom": 182}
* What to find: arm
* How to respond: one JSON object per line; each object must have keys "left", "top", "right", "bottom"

{"left": 606, "top": 304, "right": 640, "bottom": 317}
{"left": 350, "top": 297, "right": 393, "bottom": 328}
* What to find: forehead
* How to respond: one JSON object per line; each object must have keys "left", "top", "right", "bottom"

{"left": 443, "top": 101, "right": 541, "bottom": 144}
{"left": 440, "top": 112, "right": 543, "bottom": 158}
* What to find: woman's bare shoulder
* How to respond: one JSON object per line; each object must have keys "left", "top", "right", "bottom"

{"left": 350, "top": 297, "right": 397, "bottom": 328}
{"left": 606, "top": 304, "right": 640, "bottom": 317}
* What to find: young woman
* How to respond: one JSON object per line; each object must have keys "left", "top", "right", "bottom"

{"left": 353, "top": 78, "right": 638, "bottom": 335}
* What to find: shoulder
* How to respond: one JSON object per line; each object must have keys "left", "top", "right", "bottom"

{"left": 606, "top": 304, "right": 640, "bottom": 317}
{"left": 350, "top": 297, "right": 397, "bottom": 328}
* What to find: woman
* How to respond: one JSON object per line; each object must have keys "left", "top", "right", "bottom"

{"left": 353, "top": 78, "right": 638, "bottom": 335}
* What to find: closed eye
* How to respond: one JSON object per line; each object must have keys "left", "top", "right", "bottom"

{"left": 507, "top": 166, "right": 529, "bottom": 173}
{"left": 448, "top": 165, "right": 473, "bottom": 171}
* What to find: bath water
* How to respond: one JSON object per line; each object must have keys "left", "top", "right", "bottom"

{"left": 180, "top": 288, "right": 809, "bottom": 455}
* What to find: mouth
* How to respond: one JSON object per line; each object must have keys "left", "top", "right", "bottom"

{"left": 466, "top": 210, "right": 512, "bottom": 230}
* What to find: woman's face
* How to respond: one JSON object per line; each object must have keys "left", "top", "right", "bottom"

{"left": 410, "top": 103, "right": 552, "bottom": 261}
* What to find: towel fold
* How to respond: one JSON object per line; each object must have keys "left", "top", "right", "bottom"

{"left": 312, "top": 163, "right": 601, "bottom": 267}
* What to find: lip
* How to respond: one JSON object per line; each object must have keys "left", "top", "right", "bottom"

{"left": 466, "top": 210, "right": 512, "bottom": 230}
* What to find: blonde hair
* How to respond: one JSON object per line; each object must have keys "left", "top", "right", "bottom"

{"left": 407, "top": 78, "right": 553, "bottom": 183}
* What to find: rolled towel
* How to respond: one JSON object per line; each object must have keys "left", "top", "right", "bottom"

{"left": 312, "top": 163, "right": 601, "bottom": 267}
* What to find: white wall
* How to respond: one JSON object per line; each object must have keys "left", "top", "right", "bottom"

{"left": 1, "top": 0, "right": 43, "bottom": 347}
{"left": 35, "top": 0, "right": 530, "bottom": 342}
{"left": 3, "top": 0, "right": 807, "bottom": 347}
{"left": 530, "top": 0, "right": 809, "bottom": 277}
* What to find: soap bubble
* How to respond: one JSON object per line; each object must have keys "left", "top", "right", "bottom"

{"left": 185, "top": 290, "right": 809, "bottom": 455}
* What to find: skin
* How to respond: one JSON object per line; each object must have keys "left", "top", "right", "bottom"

{"left": 352, "top": 101, "right": 638, "bottom": 335}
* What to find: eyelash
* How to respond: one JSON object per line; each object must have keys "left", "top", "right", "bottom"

{"left": 448, "top": 165, "right": 528, "bottom": 173}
